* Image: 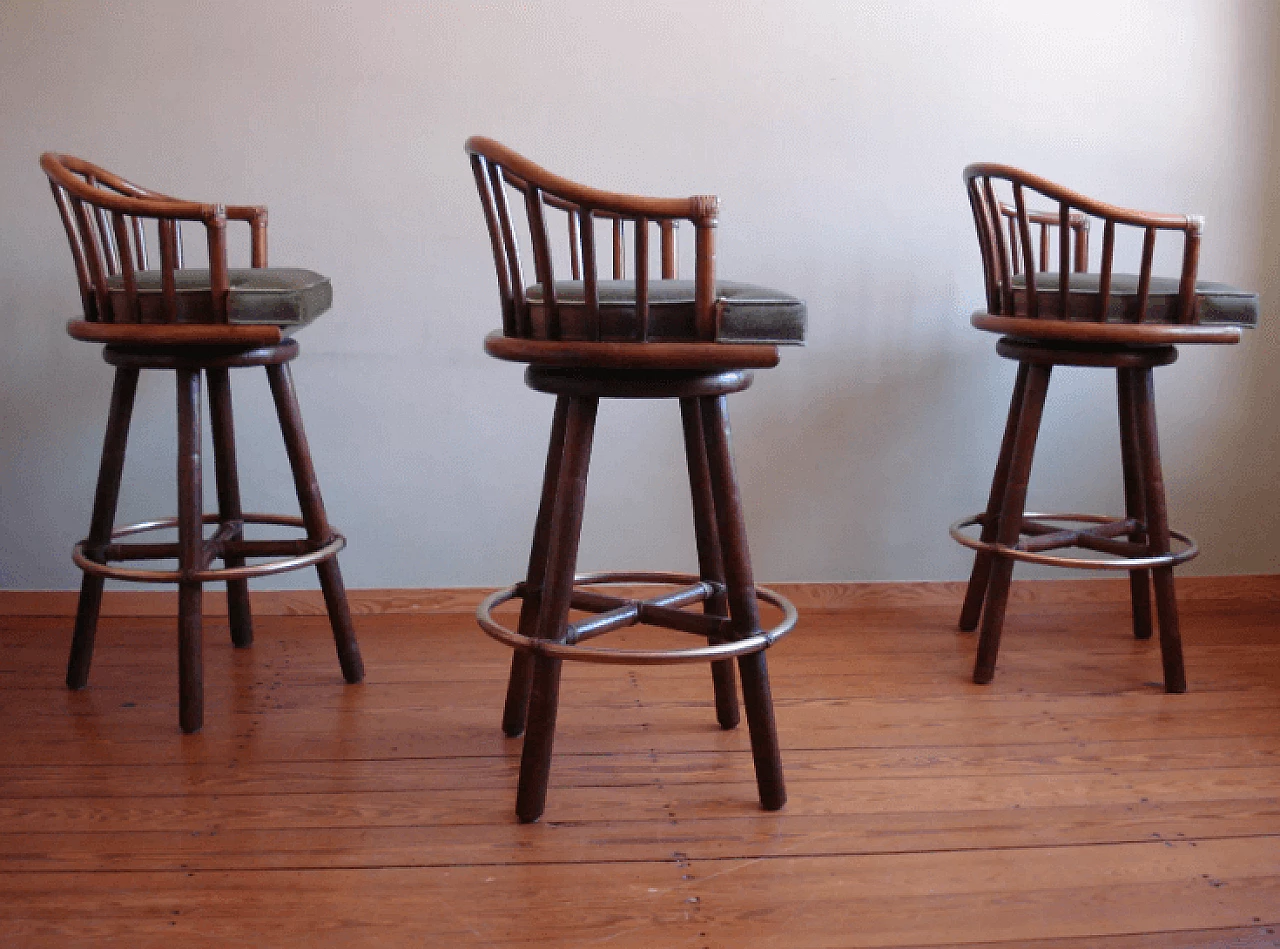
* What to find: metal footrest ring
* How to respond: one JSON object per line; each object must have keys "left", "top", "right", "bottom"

{"left": 950, "top": 511, "right": 1197, "bottom": 570}
{"left": 477, "top": 570, "right": 797, "bottom": 665}
{"left": 74, "top": 512, "right": 345, "bottom": 583}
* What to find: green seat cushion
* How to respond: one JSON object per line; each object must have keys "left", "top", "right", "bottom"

{"left": 525, "top": 279, "right": 806, "bottom": 344}
{"left": 1012, "top": 272, "right": 1258, "bottom": 326}
{"left": 100, "top": 268, "right": 332, "bottom": 331}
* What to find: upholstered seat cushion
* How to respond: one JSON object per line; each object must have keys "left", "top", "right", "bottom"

{"left": 525, "top": 279, "right": 806, "bottom": 344}
{"left": 98, "top": 268, "right": 332, "bottom": 330}
{"left": 1012, "top": 272, "right": 1258, "bottom": 326}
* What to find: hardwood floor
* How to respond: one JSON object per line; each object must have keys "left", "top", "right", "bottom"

{"left": 1, "top": 579, "right": 1278, "bottom": 947}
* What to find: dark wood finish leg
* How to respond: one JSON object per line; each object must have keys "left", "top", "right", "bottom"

{"left": 68, "top": 366, "right": 140, "bottom": 691}
{"left": 699, "top": 394, "right": 785, "bottom": 810}
{"left": 503, "top": 396, "right": 571, "bottom": 737}
{"left": 266, "top": 363, "right": 364, "bottom": 685}
{"left": 516, "top": 395, "right": 599, "bottom": 823}
{"left": 501, "top": 656, "right": 535, "bottom": 737}
{"left": 960, "top": 362, "right": 1031, "bottom": 632}
{"left": 176, "top": 368, "right": 204, "bottom": 734}
{"left": 973, "top": 362, "right": 1051, "bottom": 686}
{"left": 1129, "top": 368, "right": 1186, "bottom": 693}
{"left": 1116, "top": 368, "right": 1153, "bottom": 641}
{"left": 680, "top": 397, "right": 740, "bottom": 730}
{"left": 206, "top": 367, "right": 254, "bottom": 648}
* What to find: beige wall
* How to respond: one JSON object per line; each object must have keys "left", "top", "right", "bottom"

{"left": 1, "top": 0, "right": 1277, "bottom": 589}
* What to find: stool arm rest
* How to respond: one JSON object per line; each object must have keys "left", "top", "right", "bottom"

{"left": 225, "top": 205, "right": 269, "bottom": 267}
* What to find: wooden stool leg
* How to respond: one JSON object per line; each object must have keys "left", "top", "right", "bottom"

{"left": 176, "top": 368, "right": 205, "bottom": 734}
{"left": 1117, "top": 368, "right": 1153, "bottom": 641}
{"left": 206, "top": 368, "right": 254, "bottom": 649}
{"left": 265, "top": 363, "right": 364, "bottom": 685}
{"left": 680, "top": 397, "right": 740, "bottom": 730}
{"left": 503, "top": 396, "right": 571, "bottom": 737}
{"left": 1129, "top": 368, "right": 1187, "bottom": 693}
{"left": 699, "top": 394, "right": 785, "bottom": 811}
{"left": 960, "top": 362, "right": 1031, "bottom": 631}
{"left": 973, "top": 362, "right": 1051, "bottom": 685}
{"left": 68, "top": 366, "right": 140, "bottom": 691}
{"left": 516, "top": 395, "right": 599, "bottom": 823}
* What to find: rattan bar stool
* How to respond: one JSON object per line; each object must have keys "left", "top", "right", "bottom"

{"left": 953, "top": 164, "right": 1257, "bottom": 692}
{"left": 467, "top": 138, "right": 805, "bottom": 822}
{"left": 43, "top": 154, "right": 363, "bottom": 733}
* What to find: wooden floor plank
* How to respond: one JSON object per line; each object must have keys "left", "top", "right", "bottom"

{"left": 2, "top": 799, "right": 1279, "bottom": 872}
{"left": 3, "top": 734, "right": 1279, "bottom": 798}
{"left": 4, "top": 764, "right": 1280, "bottom": 833}
{"left": 1, "top": 841, "right": 1276, "bottom": 948}
{"left": 0, "top": 863, "right": 705, "bottom": 948}
{"left": 940, "top": 926, "right": 1280, "bottom": 948}
{"left": 677, "top": 838, "right": 1280, "bottom": 947}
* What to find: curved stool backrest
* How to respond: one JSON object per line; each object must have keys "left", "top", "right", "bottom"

{"left": 964, "top": 164, "right": 1205, "bottom": 329}
{"left": 42, "top": 153, "right": 268, "bottom": 328}
{"left": 466, "top": 136, "right": 719, "bottom": 342}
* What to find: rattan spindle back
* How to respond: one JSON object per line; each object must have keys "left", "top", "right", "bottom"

{"left": 41, "top": 153, "right": 268, "bottom": 326}
{"left": 466, "top": 137, "right": 719, "bottom": 343}
{"left": 966, "top": 163, "right": 1202, "bottom": 326}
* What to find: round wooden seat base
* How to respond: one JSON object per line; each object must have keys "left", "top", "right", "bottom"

{"left": 971, "top": 313, "right": 1242, "bottom": 347}
{"left": 525, "top": 365, "right": 753, "bottom": 399}
{"left": 950, "top": 511, "right": 1198, "bottom": 571}
{"left": 477, "top": 571, "right": 797, "bottom": 665}
{"left": 995, "top": 336, "right": 1178, "bottom": 369}
{"left": 74, "top": 512, "right": 346, "bottom": 584}
{"left": 68, "top": 319, "right": 284, "bottom": 348}
{"left": 103, "top": 338, "right": 299, "bottom": 370}
{"left": 485, "top": 331, "right": 781, "bottom": 370}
